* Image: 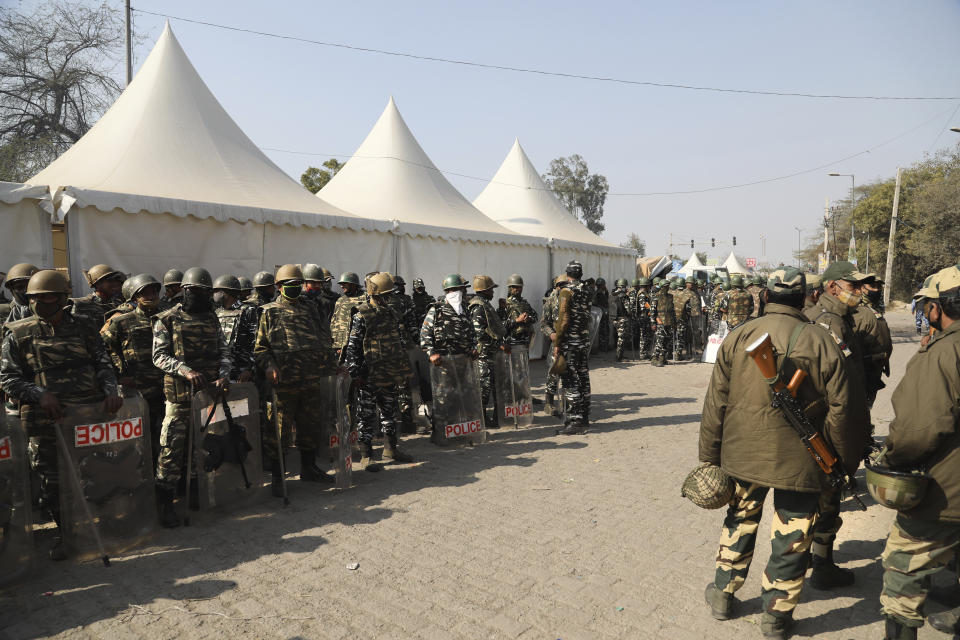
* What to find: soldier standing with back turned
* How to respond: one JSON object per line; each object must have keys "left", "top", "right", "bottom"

{"left": 468, "top": 275, "right": 509, "bottom": 429}
{"left": 551, "top": 261, "right": 592, "bottom": 435}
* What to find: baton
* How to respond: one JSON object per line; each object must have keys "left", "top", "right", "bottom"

{"left": 270, "top": 387, "right": 290, "bottom": 506}
{"left": 507, "top": 352, "right": 519, "bottom": 429}
{"left": 53, "top": 419, "right": 110, "bottom": 567}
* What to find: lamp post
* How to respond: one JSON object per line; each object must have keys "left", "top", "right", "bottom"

{"left": 951, "top": 127, "right": 960, "bottom": 133}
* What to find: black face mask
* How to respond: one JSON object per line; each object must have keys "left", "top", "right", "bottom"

{"left": 12, "top": 289, "right": 27, "bottom": 305}
{"left": 182, "top": 288, "right": 212, "bottom": 313}
{"left": 30, "top": 296, "right": 64, "bottom": 319}
{"left": 397, "top": 285, "right": 406, "bottom": 295}
{"left": 865, "top": 290, "right": 882, "bottom": 305}
{"left": 281, "top": 285, "right": 302, "bottom": 300}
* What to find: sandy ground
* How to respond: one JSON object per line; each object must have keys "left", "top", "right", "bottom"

{"left": 1, "top": 309, "right": 950, "bottom": 640}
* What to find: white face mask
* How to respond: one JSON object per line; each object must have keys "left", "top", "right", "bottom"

{"left": 445, "top": 290, "right": 463, "bottom": 313}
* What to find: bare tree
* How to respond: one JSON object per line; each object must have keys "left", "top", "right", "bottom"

{"left": 0, "top": 2, "right": 125, "bottom": 181}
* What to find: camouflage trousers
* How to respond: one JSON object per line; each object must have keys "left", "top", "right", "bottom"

{"left": 560, "top": 346, "right": 590, "bottom": 429}
{"left": 715, "top": 479, "right": 820, "bottom": 618}
{"left": 356, "top": 383, "right": 399, "bottom": 446}
{"left": 156, "top": 401, "right": 193, "bottom": 492}
{"left": 396, "top": 381, "right": 414, "bottom": 432}
{"left": 636, "top": 318, "right": 653, "bottom": 358}
{"left": 880, "top": 514, "right": 960, "bottom": 628}
{"left": 598, "top": 312, "right": 610, "bottom": 351}
{"left": 262, "top": 384, "right": 325, "bottom": 463}
{"left": 652, "top": 324, "right": 673, "bottom": 363}
{"left": 614, "top": 317, "right": 633, "bottom": 358}
{"left": 708, "top": 312, "right": 723, "bottom": 336}
{"left": 674, "top": 320, "right": 690, "bottom": 360}
{"left": 26, "top": 422, "right": 59, "bottom": 520}
{"left": 811, "top": 487, "right": 843, "bottom": 559}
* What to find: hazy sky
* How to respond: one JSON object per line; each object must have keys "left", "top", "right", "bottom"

{"left": 21, "top": 0, "right": 960, "bottom": 265}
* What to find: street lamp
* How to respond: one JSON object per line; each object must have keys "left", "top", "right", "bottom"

{"left": 951, "top": 127, "right": 960, "bottom": 133}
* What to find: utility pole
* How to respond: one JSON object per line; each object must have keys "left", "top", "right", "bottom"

{"left": 883, "top": 167, "right": 902, "bottom": 307}
{"left": 125, "top": 0, "right": 133, "bottom": 86}
{"left": 823, "top": 199, "right": 830, "bottom": 270}
{"left": 865, "top": 231, "right": 870, "bottom": 273}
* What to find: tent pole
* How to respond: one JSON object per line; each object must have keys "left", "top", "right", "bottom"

{"left": 125, "top": 0, "right": 132, "bottom": 86}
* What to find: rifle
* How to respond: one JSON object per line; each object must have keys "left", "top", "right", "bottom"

{"left": 746, "top": 332, "right": 866, "bottom": 511}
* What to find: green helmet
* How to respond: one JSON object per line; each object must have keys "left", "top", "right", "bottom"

{"left": 182, "top": 267, "right": 213, "bottom": 289}
{"left": 442, "top": 273, "right": 468, "bottom": 290}
{"left": 685, "top": 276, "right": 696, "bottom": 284}
{"left": 237, "top": 276, "right": 253, "bottom": 293}
{"left": 722, "top": 281, "right": 732, "bottom": 291}
{"left": 637, "top": 277, "right": 651, "bottom": 286}
{"left": 595, "top": 277, "right": 605, "bottom": 286}
{"left": 681, "top": 462, "right": 734, "bottom": 510}
{"left": 730, "top": 275, "right": 744, "bottom": 288}
{"left": 213, "top": 274, "right": 241, "bottom": 291}
{"left": 27, "top": 270, "right": 71, "bottom": 295}
{"left": 338, "top": 272, "right": 360, "bottom": 286}
{"left": 652, "top": 276, "right": 662, "bottom": 286}
{"left": 127, "top": 273, "right": 161, "bottom": 299}
{"left": 630, "top": 278, "right": 641, "bottom": 287}
{"left": 252, "top": 271, "right": 275, "bottom": 288}
{"left": 752, "top": 275, "right": 764, "bottom": 286}
{"left": 506, "top": 273, "right": 524, "bottom": 287}
{"left": 865, "top": 461, "right": 931, "bottom": 510}
{"left": 162, "top": 268, "right": 183, "bottom": 286}
{"left": 120, "top": 277, "right": 136, "bottom": 302}
{"left": 302, "top": 263, "right": 324, "bottom": 282}
{"left": 615, "top": 278, "right": 628, "bottom": 287}
{"left": 671, "top": 280, "right": 682, "bottom": 290}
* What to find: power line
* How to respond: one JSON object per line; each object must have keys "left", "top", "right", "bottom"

{"left": 133, "top": 7, "right": 958, "bottom": 102}
{"left": 926, "top": 101, "right": 960, "bottom": 154}
{"left": 262, "top": 105, "right": 954, "bottom": 196}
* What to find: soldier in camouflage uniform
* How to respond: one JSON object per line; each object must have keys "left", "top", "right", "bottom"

{"left": 1, "top": 270, "right": 121, "bottom": 559}
{"left": 162, "top": 269, "right": 184, "bottom": 309}
{"left": 854, "top": 276, "right": 893, "bottom": 409}
{"left": 627, "top": 278, "right": 641, "bottom": 351}
{"left": 212, "top": 275, "right": 258, "bottom": 383}
{"left": 468, "top": 275, "right": 509, "bottom": 429}
{"left": 706, "top": 276, "right": 725, "bottom": 335}
{"left": 721, "top": 276, "right": 754, "bottom": 330}
{"left": 246, "top": 271, "right": 276, "bottom": 311}
{"left": 386, "top": 275, "right": 419, "bottom": 434}
{"left": 237, "top": 276, "right": 253, "bottom": 301}
{"left": 3, "top": 263, "right": 39, "bottom": 325}
{"left": 330, "top": 272, "right": 367, "bottom": 358}
{"left": 420, "top": 274, "right": 477, "bottom": 442}
{"left": 103, "top": 278, "right": 138, "bottom": 324}
{"left": 540, "top": 275, "right": 565, "bottom": 412}
{"left": 672, "top": 279, "right": 694, "bottom": 361}
{"left": 411, "top": 278, "right": 432, "bottom": 328}
{"left": 594, "top": 278, "right": 611, "bottom": 352}
{"left": 302, "top": 264, "right": 336, "bottom": 327}
{"left": 685, "top": 276, "right": 705, "bottom": 353}
{"left": 552, "top": 261, "right": 592, "bottom": 435}
{"left": 256, "top": 265, "right": 338, "bottom": 494}
{"left": 499, "top": 274, "right": 538, "bottom": 348}
{"left": 343, "top": 272, "right": 415, "bottom": 470}
{"left": 100, "top": 274, "right": 167, "bottom": 469}
{"left": 746, "top": 275, "right": 764, "bottom": 318}
{"left": 70, "top": 263, "right": 124, "bottom": 328}
{"left": 651, "top": 280, "right": 675, "bottom": 367}
{"left": 611, "top": 278, "right": 633, "bottom": 362}
{"left": 635, "top": 277, "right": 656, "bottom": 359}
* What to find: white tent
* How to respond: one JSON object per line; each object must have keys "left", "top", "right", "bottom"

{"left": 678, "top": 251, "right": 705, "bottom": 277}
{"left": 722, "top": 251, "right": 752, "bottom": 275}
{"left": 27, "top": 24, "right": 395, "bottom": 293}
{"left": 0, "top": 182, "right": 55, "bottom": 271}
{"left": 472, "top": 138, "right": 635, "bottom": 281}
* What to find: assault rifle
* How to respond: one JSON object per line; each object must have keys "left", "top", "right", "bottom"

{"left": 746, "top": 332, "right": 866, "bottom": 511}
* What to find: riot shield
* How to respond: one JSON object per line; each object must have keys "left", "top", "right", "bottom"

{"left": 407, "top": 349, "right": 431, "bottom": 428}
{"left": 323, "top": 374, "right": 355, "bottom": 490}
{"left": 495, "top": 347, "right": 533, "bottom": 428}
{"left": 0, "top": 411, "right": 33, "bottom": 585}
{"left": 702, "top": 321, "right": 729, "bottom": 364}
{"left": 191, "top": 382, "right": 263, "bottom": 512}
{"left": 589, "top": 306, "right": 604, "bottom": 353}
{"left": 429, "top": 353, "right": 486, "bottom": 446}
{"left": 56, "top": 394, "right": 156, "bottom": 560}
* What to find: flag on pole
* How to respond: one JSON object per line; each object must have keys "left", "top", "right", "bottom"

{"left": 847, "top": 232, "right": 857, "bottom": 266}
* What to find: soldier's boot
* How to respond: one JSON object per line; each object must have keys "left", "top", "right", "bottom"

{"left": 929, "top": 581, "right": 960, "bottom": 606}
{"left": 543, "top": 394, "right": 555, "bottom": 416}
{"left": 299, "top": 449, "right": 334, "bottom": 484}
{"left": 359, "top": 442, "right": 383, "bottom": 472}
{"left": 615, "top": 347, "right": 623, "bottom": 362}
{"left": 270, "top": 457, "right": 285, "bottom": 497}
{"left": 760, "top": 613, "right": 790, "bottom": 639}
{"left": 703, "top": 583, "right": 733, "bottom": 620}
{"left": 383, "top": 438, "right": 414, "bottom": 463}
{"left": 809, "top": 548, "right": 854, "bottom": 589}
{"left": 400, "top": 408, "right": 417, "bottom": 435}
{"left": 557, "top": 422, "right": 586, "bottom": 436}
{"left": 157, "top": 487, "right": 180, "bottom": 529}
{"left": 485, "top": 407, "right": 500, "bottom": 429}
{"left": 883, "top": 618, "right": 918, "bottom": 640}
{"left": 48, "top": 511, "right": 67, "bottom": 561}
{"left": 929, "top": 606, "right": 960, "bottom": 635}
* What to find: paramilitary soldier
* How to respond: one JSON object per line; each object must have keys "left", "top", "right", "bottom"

{"left": 237, "top": 276, "right": 253, "bottom": 301}
{"left": 385, "top": 275, "right": 419, "bottom": 434}
{"left": 876, "top": 266, "right": 960, "bottom": 640}
{"left": 70, "top": 264, "right": 124, "bottom": 328}
{"left": 540, "top": 275, "right": 565, "bottom": 412}
{"left": 468, "top": 275, "right": 509, "bottom": 429}
{"left": 803, "top": 260, "right": 872, "bottom": 588}
{"left": 699, "top": 268, "right": 866, "bottom": 639}
{"left": 627, "top": 278, "right": 641, "bottom": 351}
{"left": 594, "top": 277, "right": 610, "bottom": 352}
{"left": 162, "top": 269, "right": 184, "bottom": 309}
{"left": 419, "top": 274, "right": 477, "bottom": 441}
{"left": 302, "top": 264, "right": 336, "bottom": 327}
{"left": 721, "top": 276, "right": 754, "bottom": 330}
{"left": 853, "top": 275, "right": 893, "bottom": 409}
{"left": 255, "top": 265, "right": 338, "bottom": 494}
{"left": 212, "top": 275, "right": 258, "bottom": 383}
{"left": 747, "top": 275, "right": 765, "bottom": 318}
{"left": 685, "top": 276, "right": 705, "bottom": 353}
{"left": 152, "top": 267, "right": 232, "bottom": 527}
{"left": 3, "top": 263, "right": 39, "bottom": 325}
{"left": 499, "top": 274, "right": 538, "bottom": 348}
{"left": 246, "top": 271, "right": 276, "bottom": 311}
{"left": 551, "top": 261, "right": 592, "bottom": 435}
{"left": 100, "top": 273, "right": 167, "bottom": 469}
{"left": 343, "top": 272, "right": 415, "bottom": 470}
{"left": 651, "top": 280, "right": 675, "bottom": 367}
{"left": 611, "top": 278, "right": 633, "bottom": 362}
{"left": 673, "top": 279, "right": 695, "bottom": 361}
{"left": 411, "top": 277, "right": 432, "bottom": 328}
{"left": 635, "top": 277, "right": 655, "bottom": 359}
{"left": 1, "top": 269, "right": 122, "bottom": 559}
{"left": 330, "top": 272, "right": 366, "bottom": 357}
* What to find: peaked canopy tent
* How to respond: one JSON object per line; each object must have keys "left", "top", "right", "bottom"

{"left": 0, "top": 182, "right": 55, "bottom": 272}
{"left": 472, "top": 138, "right": 635, "bottom": 284}
{"left": 721, "top": 252, "right": 753, "bottom": 275}
{"left": 319, "top": 98, "right": 552, "bottom": 310}
{"left": 27, "top": 24, "right": 395, "bottom": 295}
{"left": 677, "top": 251, "right": 705, "bottom": 277}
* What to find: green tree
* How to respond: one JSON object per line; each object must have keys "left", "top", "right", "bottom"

{"left": 300, "top": 158, "right": 345, "bottom": 194}
{"left": 619, "top": 232, "right": 645, "bottom": 257}
{"left": 542, "top": 154, "right": 609, "bottom": 234}
{"left": 695, "top": 251, "right": 708, "bottom": 264}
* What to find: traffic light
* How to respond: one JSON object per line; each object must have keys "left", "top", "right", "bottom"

{"left": 690, "top": 239, "right": 694, "bottom": 249}
{"left": 733, "top": 236, "right": 737, "bottom": 246}
{"left": 711, "top": 238, "right": 715, "bottom": 247}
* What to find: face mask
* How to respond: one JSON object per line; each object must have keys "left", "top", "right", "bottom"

{"left": 445, "top": 290, "right": 463, "bottom": 312}
{"left": 182, "top": 288, "right": 212, "bottom": 313}
{"left": 11, "top": 289, "right": 27, "bottom": 305}
{"left": 864, "top": 290, "right": 882, "bottom": 305}
{"left": 212, "top": 291, "right": 226, "bottom": 307}
{"left": 835, "top": 285, "right": 860, "bottom": 308}
{"left": 281, "top": 285, "right": 302, "bottom": 300}
{"left": 138, "top": 297, "right": 160, "bottom": 313}
{"left": 30, "top": 297, "right": 63, "bottom": 319}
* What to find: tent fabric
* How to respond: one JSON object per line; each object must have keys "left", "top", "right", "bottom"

{"left": 319, "top": 98, "right": 537, "bottom": 243}
{"left": 473, "top": 139, "right": 628, "bottom": 256}
{"left": 29, "top": 23, "right": 360, "bottom": 227}
{"left": 0, "top": 183, "right": 54, "bottom": 270}
{"left": 636, "top": 256, "right": 672, "bottom": 279}
{"left": 722, "top": 251, "right": 752, "bottom": 275}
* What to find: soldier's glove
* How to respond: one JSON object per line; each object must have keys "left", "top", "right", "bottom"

{"left": 39, "top": 392, "right": 63, "bottom": 420}
{"left": 213, "top": 378, "right": 230, "bottom": 395}
{"left": 183, "top": 370, "right": 207, "bottom": 389}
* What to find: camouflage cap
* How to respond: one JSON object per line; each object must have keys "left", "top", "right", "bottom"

{"left": 472, "top": 275, "right": 497, "bottom": 292}
{"left": 822, "top": 260, "right": 871, "bottom": 283}
{"left": 805, "top": 273, "right": 823, "bottom": 290}
{"left": 765, "top": 267, "right": 806, "bottom": 295}
{"left": 918, "top": 265, "right": 960, "bottom": 301}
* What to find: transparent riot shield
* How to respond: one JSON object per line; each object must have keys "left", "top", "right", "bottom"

{"left": 495, "top": 347, "right": 533, "bottom": 428}
{"left": 0, "top": 410, "right": 33, "bottom": 585}
{"left": 192, "top": 382, "right": 263, "bottom": 512}
{"left": 589, "top": 306, "right": 604, "bottom": 353}
{"left": 323, "top": 374, "right": 355, "bottom": 490}
{"left": 702, "top": 321, "right": 729, "bottom": 364}
{"left": 56, "top": 394, "right": 156, "bottom": 560}
{"left": 429, "top": 353, "right": 486, "bottom": 446}
{"left": 407, "top": 349, "right": 431, "bottom": 428}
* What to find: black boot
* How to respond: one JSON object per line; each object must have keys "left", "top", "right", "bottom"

{"left": 928, "top": 581, "right": 960, "bottom": 606}
{"left": 48, "top": 510, "right": 67, "bottom": 561}
{"left": 703, "top": 583, "right": 733, "bottom": 620}
{"left": 809, "top": 548, "right": 854, "bottom": 589}
{"left": 929, "top": 605, "right": 960, "bottom": 635}
{"left": 883, "top": 618, "right": 917, "bottom": 640}
{"left": 270, "top": 457, "right": 285, "bottom": 497}
{"left": 157, "top": 487, "right": 180, "bottom": 529}
{"left": 299, "top": 449, "right": 334, "bottom": 483}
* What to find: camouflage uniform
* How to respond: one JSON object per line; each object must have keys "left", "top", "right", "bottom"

{"left": 215, "top": 300, "right": 258, "bottom": 380}
{"left": 254, "top": 296, "right": 337, "bottom": 462}
{"left": 1, "top": 308, "right": 118, "bottom": 520}
{"left": 651, "top": 286, "right": 675, "bottom": 365}
{"left": 500, "top": 293, "right": 538, "bottom": 347}
{"left": 4, "top": 299, "right": 32, "bottom": 326}
{"left": 152, "top": 303, "right": 232, "bottom": 492}
{"left": 468, "top": 295, "right": 507, "bottom": 426}
{"left": 330, "top": 294, "right": 367, "bottom": 354}
{"left": 554, "top": 280, "right": 592, "bottom": 432}
{"left": 594, "top": 285, "right": 610, "bottom": 351}
{"left": 635, "top": 289, "right": 655, "bottom": 358}
{"left": 540, "top": 287, "right": 560, "bottom": 401}
{"left": 722, "top": 289, "right": 754, "bottom": 329}
{"left": 672, "top": 287, "right": 695, "bottom": 361}
{"left": 687, "top": 285, "right": 705, "bottom": 351}
{"left": 746, "top": 284, "right": 764, "bottom": 318}
{"left": 69, "top": 293, "right": 119, "bottom": 329}
{"left": 303, "top": 289, "right": 335, "bottom": 329}
{"left": 708, "top": 284, "right": 725, "bottom": 334}
{"left": 627, "top": 286, "right": 641, "bottom": 350}
{"left": 245, "top": 289, "right": 275, "bottom": 311}
{"left": 420, "top": 298, "right": 476, "bottom": 435}
{"left": 386, "top": 289, "right": 419, "bottom": 433}
{"left": 412, "top": 288, "right": 432, "bottom": 328}
{"left": 612, "top": 285, "right": 633, "bottom": 360}
{"left": 101, "top": 306, "right": 166, "bottom": 467}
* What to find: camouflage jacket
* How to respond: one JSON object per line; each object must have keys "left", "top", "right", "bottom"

{"left": 635, "top": 290, "right": 654, "bottom": 320}
{"left": 1, "top": 307, "right": 117, "bottom": 406}
{"left": 540, "top": 289, "right": 559, "bottom": 336}
{"left": 612, "top": 287, "right": 632, "bottom": 320}
{"left": 100, "top": 305, "right": 165, "bottom": 395}
{"left": 420, "top": 300, "right": 476, "bottom": 357}
{"left": 627, "top": 289, "right": 639, "bottom": 320}
{"left": 330, "top": 294, "right": 367, "bottom": 351}
{"left": 344, "top": 302, "right": 412, "bottom": 387}
{"left": 555, "top": 280, "right": 591, "bottom": 350}
{"left": 712, "top": 290, "right": 728, "bottom": 318}
{"left": 412, "top": 290, "right": 432, "bottom": 327}
{"left": 387, "top": 291, "right": 419, "bottom": 347}
{"left": 255, "top": 296, "right": 336, "bottom": 388}
{"left": 153, "top": 303, "right": 232, "bottom": 404}
{"left": 594, "top": 287, "right": 610, "bottom": 315}
{"left": 216, "top": 300, "right": 258, "bottom": 378}
{"left": 499, "top": 294, "right": 538, "bottom": 346}
{"left": 104, "top": 301, "right": 136, "bottom": 326}
{"left": 673, "top": 289, "right": 693, "bottom": 321}
{"left": 652, "top": 290, "right": 675, "bottom": 327}
{"left": 3, "top": 299, "right": 31, "bottom": 330}
{"left": 303, "top": 289, "right": 335, "bottom": 329}
{"left": 709, "top": 286, "right": 725, "bottom": 316}
{"left": 722, "top": 289, "right": 755, "bottom": 328}
{"left": 70, "top": 292, "right": 119, "bottom": 329}
{"left": 746, "top": 285, "right": 764, "bottom": 318}
{"left": 468, "top": 296, "right": 506, "bottom": 357}
{"left": 684, "top": 287, "right": 704, "bottom": 317}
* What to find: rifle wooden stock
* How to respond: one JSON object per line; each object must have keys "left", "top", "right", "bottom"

{"left": 804, "top": 431, "right": 839, "bottom": 475}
